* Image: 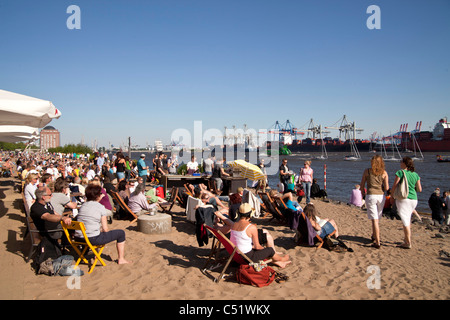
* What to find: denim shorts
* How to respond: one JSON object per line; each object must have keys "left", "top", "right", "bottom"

{"left": 318, "top": 221, "right": 335, "bottom": 238}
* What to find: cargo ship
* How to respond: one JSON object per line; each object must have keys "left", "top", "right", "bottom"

{"left": 400, "top": 118, "right": 450, "bottom": 152}
{"left": 282, "top": 137, "right": 371, "bottom": 153}
{"left": 267, "top": 116, "right": 372, "bottom": 153}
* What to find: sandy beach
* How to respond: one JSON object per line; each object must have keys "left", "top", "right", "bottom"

{"left": 0, "top": 176, "right": 449, "bottom": 302}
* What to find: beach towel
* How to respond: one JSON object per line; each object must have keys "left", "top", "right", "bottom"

{"left": 186, "top": 196, "right": 202, "bottom": 223}
{"left": 195, "top": 206, "right": 216, "bottom": 247}
{"left": 283, "top": 208, "right": 300, "bottom": 230}
{"left": 297, "top": 213, "right": 317, "bottom": 246}
{"left": 242, "top": 189, "right": 261, "bottom": 218}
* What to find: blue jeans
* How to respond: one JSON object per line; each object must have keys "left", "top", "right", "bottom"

{"left": 302, "top": 181, "right": 311, "bottom": 204}
{"left": 318, "top": 221, "right": 335, "bottom": 239}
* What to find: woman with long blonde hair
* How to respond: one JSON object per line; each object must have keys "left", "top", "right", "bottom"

{"left": 360, "top": 155, "right": 389, "bottom": 249}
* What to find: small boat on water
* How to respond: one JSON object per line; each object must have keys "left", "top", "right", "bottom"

{"left": 382, "top": 134, "right": 402, "bottom": 162}
{"left": 436, "top": 155, "right": 450, "bottom": 162}
{"left": 344, "top": 139, "right": 361, "bottom": 161}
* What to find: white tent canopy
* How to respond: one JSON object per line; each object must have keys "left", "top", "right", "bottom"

{"left": 0, "top": 125, "right": 39, "bottom": 143}
{"left": 0, "top": 89, "right": 62, "bottom": 128}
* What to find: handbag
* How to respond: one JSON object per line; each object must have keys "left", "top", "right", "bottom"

{"left": 394, "top": 170, "right": 409, "bottom": 200}
{"left": 236, "top": 263, "right": 276, "bottom": 287}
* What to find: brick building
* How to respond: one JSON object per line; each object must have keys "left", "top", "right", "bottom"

{"left": 40, "top": 126, "right": 60, "bottom": 150}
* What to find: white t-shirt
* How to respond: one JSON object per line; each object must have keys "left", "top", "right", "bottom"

{"left": 203, "top": 158, "right": 214, "bottom": 172}
{"left": 86, "top": 169, "right": 96, "bottom": 180}
{"left": 187, "top": 161, "right": 198, "bottom": 170}
{"left": 24, "top": 183, "right": 38, "bottom": 201}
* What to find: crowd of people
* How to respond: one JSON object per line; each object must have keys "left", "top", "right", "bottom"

{"left": 0, "top": 148, "right": 448, "bottom": 276}
{"left": 0, "top": 150, "right": 146, "bottom": 267}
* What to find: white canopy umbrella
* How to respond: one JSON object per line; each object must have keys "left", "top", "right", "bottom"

{"left": 0, "top": 125, "right": 39, "bottom": 143}
{"left": 0, "top": 89, "right": 62, "bottom": 128}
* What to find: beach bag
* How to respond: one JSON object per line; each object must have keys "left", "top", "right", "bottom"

{"left": 52, "top": 255, "right": 75, "bottom": 276}
{"left": 394, "top": 170, "right": 409, "bottom": 200}
{"left": 38, "top": 258, "right": 55, "bottom": 276}
{"left": 236, "top": 263, "right": 276, "bottom": 287}
{"left": 156, "top": 186, "right": 164, "bottom": 197}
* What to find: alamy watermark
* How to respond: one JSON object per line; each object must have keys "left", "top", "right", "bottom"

{"left": 66, "top": 4, "right": 381, "bottom": 31}
{"left": 170, "top": 121, "right": 280, "bottom": 173}
{"left": 367, "top": 5, "right": 381, "bottom": 30}
{"left": 66, "top": 5, "right": 81, "bottom": 30}
{"left": 366, "top": 265, "right": 381, "bottom": 290}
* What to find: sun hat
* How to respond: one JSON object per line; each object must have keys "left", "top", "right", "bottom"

{"left": 140, "top": 154, "right": 146, "bottom": 158}
{"left": 238, "top": 203, "right": 255, "bottom": 218}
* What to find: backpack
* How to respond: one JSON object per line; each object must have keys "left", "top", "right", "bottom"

{"left": 32, "top": 236, "right": 62, "bottom": 274}
{"left": 38, "top": 255, "right": 83, "bottom": 277}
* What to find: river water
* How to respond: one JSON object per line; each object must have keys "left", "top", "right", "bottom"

{"left": 129, "top": 150, "right": 450, "bottom": 214}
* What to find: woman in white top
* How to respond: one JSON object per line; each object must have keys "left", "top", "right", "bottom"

{"left": 304, "top": 203, "right": 339, "bottom": 238}
{"left": 24, "top": 173, "right": 39, "bottom": 211}
{"left": 229, "top": 204, "right": 291, "bottom": 268}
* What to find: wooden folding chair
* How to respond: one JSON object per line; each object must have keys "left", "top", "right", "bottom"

{"left": 61, "top": 221, "right": 106, "bottom": 274}
{"left": 110, "top": 190, "right": 138, "bottom": 224}
{"left": 299, "top": 211, "right": 336, "bottom": 250}
{"left": 202, "top": 225, "right": 253, "bottom": 283}
{"left": 159, "top": 187, "right": 178, "bottom": 213}
{"left": 258, "top": 192, "right": 285, "bottom": 222}
{"left": 183, "top": 183, "right": 194, "bottom": 197}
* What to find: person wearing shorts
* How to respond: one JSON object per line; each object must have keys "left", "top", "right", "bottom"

{"left": 391, "top": 157, "right": 422, "bottom": 249}
{"left": 304, "top": 203, "right": 340, "bottom": 239}
{"left": 360, "top": 155, "right": 389, "bottom": 249}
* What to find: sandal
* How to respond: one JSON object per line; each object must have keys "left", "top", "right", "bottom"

{"left": 275, "top": 272, "right": 289, "bottom": 283}
{"left": 371, "top": 243, "right": 381, "bottom": 249}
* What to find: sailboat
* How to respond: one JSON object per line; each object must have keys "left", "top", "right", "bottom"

{"left": 344, "top": 139, "right": 361, "bottom": 161}
{"left": 411, "top": 133, "right": 424, "bottom": 161}
{"left": 313, "top": 128, "right": 328, "bottom": 160}
{"left": 314, "top": 138, "right": 328, "bottom": 160}
{"left": 383, "top": 135, "right": 402, "bottom": 162}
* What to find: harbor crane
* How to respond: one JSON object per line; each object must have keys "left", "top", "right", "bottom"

{"left": 325, "top": 115, "right": 363, "bottom": 141}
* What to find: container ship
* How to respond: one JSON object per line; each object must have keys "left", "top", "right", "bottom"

{"left": 400, "top": 118, "right": 450, "bottom": 152}
{"left": 281, "top": 137, "right": 371, "bottom": 153}
{"left": 267, "top": 116, "right": 372, "bottom": 153}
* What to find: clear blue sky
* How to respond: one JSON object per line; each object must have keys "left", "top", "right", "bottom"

{"left": 1, "top": 0, "right": 449, "bottom": 148}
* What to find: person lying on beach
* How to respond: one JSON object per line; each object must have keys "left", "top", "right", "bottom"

{"left": 269, "top": 189, "right": 302, "bottom": 212}
{"left": 189, "top": 183, "right": 228, "bottom": 210}
{"left": 304, "top": 203, "right": 339, "bottom": 238}
{"left": 220, "top": 203, "right": 291, "bottom": 268}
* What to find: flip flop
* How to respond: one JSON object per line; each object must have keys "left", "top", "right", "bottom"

{"left": 398, "top": 243, "right": 411, "bottom": 249}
